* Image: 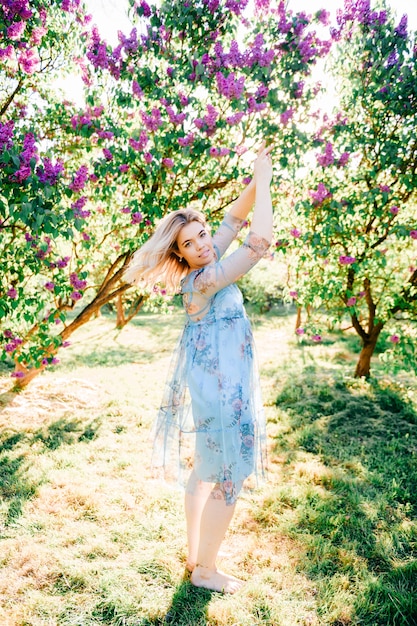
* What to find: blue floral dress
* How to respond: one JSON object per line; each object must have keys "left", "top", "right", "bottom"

{"left": 152, "top": 213, "right": 269, "bottom": 504}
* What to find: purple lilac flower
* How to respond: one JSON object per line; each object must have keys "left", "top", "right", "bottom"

{"left": 70, "top": 291, "right": 82, "bottom": 301}
{"left": 31, "top": 26, "right": 47, "bottom": 44}
{"left": 347, "top": 297, "right": 357, "bottom": 306}
{"left": 57, "top": 256, "right": 70, "bottom": 268}
{"left": 216, "top": 72, "right": 245, "bottom": 100}
{"left": 44, "top": 282, "right": 55, "bottom": 291}
{"left": 280, "top": 108, "right": 294, "bottom": 126}
{"left": 203, "top": 104, "right": 218, "bottom": 129}
{"left": 309, "top": 183, "right": 332, "bottom": 204}
{"left": 387, "top": 51, "right": 398, "bottom": 68}
{"left": 296, "top": 328, "right": 305, "bottom": 335}
{"left": 12, "top": 165, "right": 31, "bottom": 182}
{"left": 165, "top": 106, "right": 186, "bottom": 125}
{"left": 7, "top": 288, "right": 17, "bottom": 299}
{"left": 7, "top": 21, "right": 26, "bottom": 40}
{"left": 395, "top": 15, "right": 408, "bottom": 39}
{"left": 312, "top": 335, "right": 322, "bottom": 342}
{"left": 410, "top": 230, "right": 417, "bottom": 240}
{"left": 121, "top": 206, "right": 131, "bottom": 214}
{"left": 290, "top": 228, "right": 301, "bottom": 238}
{"left": 339, "top": 255, "right": 356, "bottom": 265}
{"left": 338, "top": 152, "right": 350, "bottom": 167}
{"left": 119, "top": 164, "right": 129, "bottom": 173}
{"left": 131, "top": 211, "right": 143, "bottom": 224}
{"left": 18, "top": 48, "right": 40, "bottom": 74}
{"left": 162, "top": 158, "right": 174, "bottom": 169}
{"left": 178, "top": 133, "right": 194, "bottom": 147}
{"left": 11, "top": 371, "right": 25, "bottom": 378}
{"left": 390, "top": 335, "right": 400, "bottom": 344}
{"left": 129, "top": 131, "right": 148, "bottom": 152}
{"left": 68, "top": 165, "right": 88, "bottom": 192}
{"left": 379, "top": 184, "right": 391, "bottom": 193}
{"left": 138, "top": 0, "right": 151, "bottom": 17}
{"left": 390, "top": 206, "right": 399, "bottom": 215}
{"left": 70, "top": 273, "right": 87, "bottom": 290}
{"left": 21, "top": 132, "right": 38, "bottom": 164}
{"left": 144, "top": 152, "right": 153, "bottom": 164}
{"left": 226, "top": 112, "right": 245, "bottom": 125}
{"left": 103, "top": 148, "right": 113, "bottom": 161}
{"left": 36, "top": 158, "right": 65, "bottom": 185}
{"left": 141, "top": 108, "right": 162, "bottom": 132}
{"left": 71, "top": 196, "right": 90, "bottom": 218}
{"left": 316, "top": 9, "right": 330, "bottom": 25}
{"left": 316, "top": 142, "right": 334, "bottom": 167}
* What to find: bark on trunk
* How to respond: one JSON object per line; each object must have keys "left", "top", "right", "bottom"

{"left": 295, "top": 306, "right": 302, "bottom": 330}
{"left": 354, "top": 332, "right": 381, "bottom": 378}
{"left": 115, "top": 294, "right": 125, "bottom": 328}
{"left": 12, "top": 264, "right": 132, "bottom": 389}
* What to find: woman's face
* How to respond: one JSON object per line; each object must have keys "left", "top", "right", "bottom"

{"left": 176, "top": 220, "right": 215, "bottom": 270}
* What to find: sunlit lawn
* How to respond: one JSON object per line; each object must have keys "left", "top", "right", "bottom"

{"left": 0, "top": 307, "right": 416, "bottom": 625}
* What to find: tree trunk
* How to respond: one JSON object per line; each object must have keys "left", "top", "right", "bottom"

{"left": 115, "top": 294, "right": 125, "bottom": 328}
{"left": 295, "top": 305, "right": 312, "bottom": 330}
{"left": 295, "top": 306, "right": 302, "bottom": 330}
{"left": 354, "top": 330, "right": 382, "bottom": 378}
{"left": 115, "top": 295, "right": 148, "bottom": 330}
{"left": 12, "top": 256, "right": 132, "bottom": 389}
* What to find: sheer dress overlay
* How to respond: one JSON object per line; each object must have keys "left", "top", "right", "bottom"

{"left": 152, "top": 213, "right": 269, "bottom": 504}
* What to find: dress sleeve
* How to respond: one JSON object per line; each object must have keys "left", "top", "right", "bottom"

{"left": 193, "top": 230, "right": 270, "bottom": 298}
{"left": 212, "top": 212, "right": 244, "bottom": 258}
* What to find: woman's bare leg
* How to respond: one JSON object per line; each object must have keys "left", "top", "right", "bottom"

{"left": 190, "top": 490, "right": 244, "bottom": 593}
{"left": 184, "top": 472, "right": 213, "bottom": 572}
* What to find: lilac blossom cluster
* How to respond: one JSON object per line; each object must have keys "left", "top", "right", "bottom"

{"left": 316, "top": 142, "right": 350, "bottom": 168}
{"left": 3, "top": 330, "right": 23, "bottom": 355}
{"left": 69, "top": 272, "right": 87, "bottom": 301}
{"left": 36, "top": 158, "right": 65, "bottom": 186}
{"left": 11, "top": 132, "right": 38, "bottom": 182}
{"left": 1, "top": 0, "right": 88, "bottom": 75}
{"left": 69, "top": 165, "right": 89, "bottom": 192}
{"left": 331, "top": 0, "right": 406, "bottom": 42}
{"left": 309, "top": 183, "right": 332, "bottom": 205}
{"left": 1, "top": 123, "right": 65, "bottom": 186}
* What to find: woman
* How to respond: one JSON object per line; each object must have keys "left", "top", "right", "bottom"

{"left": 125, "top": 142, "right": 273, "bottom": 593}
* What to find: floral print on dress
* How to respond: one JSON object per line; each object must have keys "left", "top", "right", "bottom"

{"left": 152, "top": 213, "right": 269, "bottom": 505}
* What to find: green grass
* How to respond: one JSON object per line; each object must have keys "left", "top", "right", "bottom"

{"left": 0, "top": 310, "right": 416, "bottom": 625}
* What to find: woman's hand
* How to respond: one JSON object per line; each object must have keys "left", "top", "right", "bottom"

{"left": 253, "top": 141, "right": 273, "bottom": 187}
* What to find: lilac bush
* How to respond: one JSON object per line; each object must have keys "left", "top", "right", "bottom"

{"left": 1, "top": 0, "right": 330, "bottom": 386}
{"left": 279, "top": 0, "right": 417, "bottom": 377}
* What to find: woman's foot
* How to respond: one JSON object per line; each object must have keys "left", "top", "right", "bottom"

{"left": 190, "top": 565, "right": 244, "bottom": 594}
{"left": 185, "top": 560, "right": 196, "bottom": 573}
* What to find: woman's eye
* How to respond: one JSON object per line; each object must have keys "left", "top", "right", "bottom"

{"left": 200, "top": 231, "right": 206, "bottom": 238}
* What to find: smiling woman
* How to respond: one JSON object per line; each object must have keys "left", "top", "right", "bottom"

{"left": 176, "top": 222, "right": 216, "bottom": 271}
{"left": 124, "top": 142, "right": 273, "bottom": 593}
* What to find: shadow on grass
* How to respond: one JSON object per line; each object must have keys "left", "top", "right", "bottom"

{"left": 0, "top": 416, "right": 100, "bottom": 527}
{"left": 263, "top": 363, "right": 417, "bottom": 626}
{"left": 141, "top": 572, "right": 213, "bottom": 626}
{"left": 88, "top": 568, "right": 212, "bottom": 626}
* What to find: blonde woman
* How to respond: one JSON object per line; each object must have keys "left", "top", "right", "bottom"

{"left": 125, "top": 143, "right": 273, "bottom": 593}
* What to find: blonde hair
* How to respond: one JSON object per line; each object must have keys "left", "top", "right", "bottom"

{"left": 124, "top": 207, "right": 207, "bottom": 292}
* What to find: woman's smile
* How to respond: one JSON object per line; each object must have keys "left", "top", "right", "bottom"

{"left": 177, "top": 221, "right": 215, "bottom": 269}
